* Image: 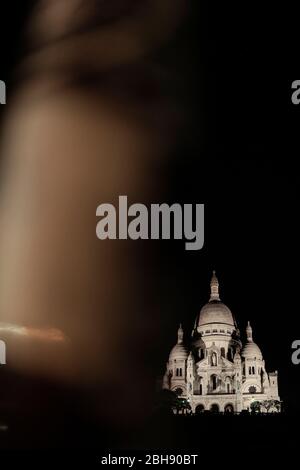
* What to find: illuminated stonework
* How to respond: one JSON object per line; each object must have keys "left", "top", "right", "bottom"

{"left": 162, "top": 272, "right": 281, "bottom": 413}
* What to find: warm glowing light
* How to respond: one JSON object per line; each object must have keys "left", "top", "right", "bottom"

{"left": 0, "top": 323, "right": 66, "bottom": 342}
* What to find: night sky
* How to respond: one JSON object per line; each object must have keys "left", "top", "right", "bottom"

{"left": 147, "top": 3, "right": 300, "bottom": 413}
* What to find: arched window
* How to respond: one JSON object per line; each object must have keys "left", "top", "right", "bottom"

{"left": 249, "top": 366, "right": 251, "bottom": 375}
{"left": 252, "top": 366, "right": 255, "bottom": 374}
{"left": 175, "top": 387, "right": 183, "bottom": 396}
{"left": 221, "top": 347, "right": 225, "bottom": 358}
{"left": 226, "top": 377, "right": 231, "bottom": 393}
{"left": 199, "top": 348, "right": 204, "bottom": 360}
{"left": 224, "top": 404, "right": 234, "bottom": 414}
{"left": 211, "top": 374, "right": 217, "bottom": 391}
{"left": 210, "top": 403, "right": 219, "bottom": 413}
{"left": 195, "top": 404, "right": 205, "bottom": 414}
{"left": 180, "top": 368, "right": 183, "bottom": 377}
{"left": 199, "top": 377, "right": 203, "bottom": 395}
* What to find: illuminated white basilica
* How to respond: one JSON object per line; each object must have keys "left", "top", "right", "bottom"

{"left": 162, "top": 272, "right": 280, "bottom": 413}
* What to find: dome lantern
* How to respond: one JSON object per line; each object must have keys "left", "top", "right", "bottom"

{"left": 246, "top": 321, "right": 253, "bottom": 342}
{"left": 177, "top": 324, "right": 184, "bottom": 344}
{"left": 210, "top": 270, "right": 220, "bottom": 302}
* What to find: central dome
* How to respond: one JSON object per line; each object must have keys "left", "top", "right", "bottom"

{"left": 198, "top": 300, "right": 235, "bottom": 327}
{"left": 196, "top": 271, "right": 235, "bottom": 328}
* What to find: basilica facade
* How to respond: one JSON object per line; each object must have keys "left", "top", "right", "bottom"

{"left": 162, "top": 272, "right": 280, "bottom": 413}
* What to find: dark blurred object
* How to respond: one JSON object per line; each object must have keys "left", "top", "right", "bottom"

{"left": 21, "top": 0, "right": 187, "bottom": 78}
{"left": 0, "top": 0, "right": 191, "bottom": 449}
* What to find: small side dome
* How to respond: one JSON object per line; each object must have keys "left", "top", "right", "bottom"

{"left": 169, "top": 324, "right": 189, "bottom": 361}
{"left": 241, "top": 342, "right": 262, "bottom": 359}
{"left": 169, "top": 343, "right": 189, "bottom": 361}
{"left": 241, "top": 321, "right": 263, "bottom": 359}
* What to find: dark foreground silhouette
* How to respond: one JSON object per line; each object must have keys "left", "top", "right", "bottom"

{"left": 0, "top": 369, "right": 297, "bottom": 453}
